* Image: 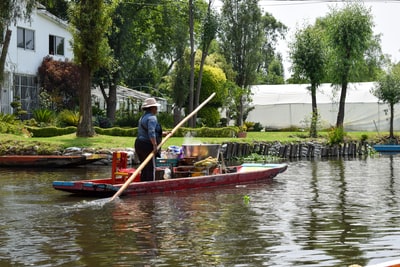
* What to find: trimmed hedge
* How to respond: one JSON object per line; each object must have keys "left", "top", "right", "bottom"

{"left": 26, "top": 126, "right": 77, "bottom": 137}
{"left": 25, "top": 126, "right": 239, "bottom": 138}
{"left": 94, "top": 127, "right": 137, "bottom": 137}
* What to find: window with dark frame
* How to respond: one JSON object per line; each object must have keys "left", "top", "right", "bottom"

{"left": 13, "top": 74, "right": 38, "bottom": 119}
{"left": 17, "top": 27, "right": 35, "bottom": 50}
{"left": 49, "top": 35, "right": 64, "bottom": 56}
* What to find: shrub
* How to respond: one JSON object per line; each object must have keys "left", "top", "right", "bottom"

{"left": 328, "top": 127, "right": 346, "bottom": 145}
{"left": 361, "top": 134, "right": 368, "bottom": 142}
{"left": 26, "top": 126, "right": 76, "bottom": 137}
{"left": 115, "top": 110, "right": 140, "bottom": 127}
{"left": 0, "top": 113, "right": 16, "bottom": 123}
{"left": 38, "top": 56, "right": 80, "bottom": 111}
{"left": 158, "top": 112, "right": 174, "bottom": 128}
{"left": 252, "top": 122, "right": 264, "bottom": 132}
{"left": 94, "top": 116, "right": 113, "bottom": 128}
{"left": 197, "top": 107, "right": 220, "bottom": 127}
{"left": 33, "top": 109, "right": 55, "bottom": 125}
{"left": 57, "top": 110, "right": 79, "bottom": 127}
{"left": 95, "top": 127, "right": 136, "bottom": 137}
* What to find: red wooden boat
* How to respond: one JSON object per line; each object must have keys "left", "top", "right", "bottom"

{"left": 366, "top": 259, "right": 400, "bottom": 267}
{"left": 0, "top": 154, "right": 107, "bottom": 168}
{"left": 52, "top": 152, "right": 288, "bottom": 197}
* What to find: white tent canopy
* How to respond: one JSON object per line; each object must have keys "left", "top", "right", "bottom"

{"left": 247, "top": 82, "right": 399, "bottom": 132}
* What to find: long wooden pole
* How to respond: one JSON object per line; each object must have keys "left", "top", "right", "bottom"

{"left": 110, "top": 92, "right": 216, "bottom": 201}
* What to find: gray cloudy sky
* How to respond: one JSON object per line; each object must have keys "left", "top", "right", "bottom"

{"left": 214, "top": 0, "right": 400, "bottom": 78}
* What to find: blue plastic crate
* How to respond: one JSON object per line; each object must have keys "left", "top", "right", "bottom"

{"left": 156, "top": 158, "right": 179, "bottom": 167}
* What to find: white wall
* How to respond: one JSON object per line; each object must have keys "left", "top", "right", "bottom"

{"left": 247, "top": 83, "right": 399, "bottom": 132}
{"left": 5, "top": 9, "right": 73, "bottom": 75}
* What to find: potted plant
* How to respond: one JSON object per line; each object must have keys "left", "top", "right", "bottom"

{"left": 237, "top": 125, "right": 247, "bottom": 138}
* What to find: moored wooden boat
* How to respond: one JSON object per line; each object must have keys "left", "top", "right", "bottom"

{"left": 0, "top": 154, "right": 107, "bottom": 168}
{"left": 52, "top": 162, "right": 288, "bottom": 197}
{"left": 365, "top": 258, "right": 400, "bottom": 267}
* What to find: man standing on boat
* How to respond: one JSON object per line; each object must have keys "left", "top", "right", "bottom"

{"left": 135, "top": 98, "right": 162, "bottom": 181}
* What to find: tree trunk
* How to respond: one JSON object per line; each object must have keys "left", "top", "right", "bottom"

{"left": 188, "top": 0, "right": 195, "bottom": 127}
{"left": 390, "top": 103, "right": 394, "bottom": 139}
{"left": 336, "top": 82, "right": 348, "bottom": 128}
{"left": 106, "top": 82, "right": 117, "bottom": 124}
{"left": 0, "top": 29, "right": 12, "bottom": 84}
{"left": 310, "top": 84, "right": 318, "bottom": 138}
{"left": 77, "top": 64, "right": 95, "bottom": 137}
{"left": 236, "top": 96, "right": 244, "bottom": 126}
{"left": 173, "top": 106, "right": 181, "bottom": 126}
{"left": 193, "top": 51, "right": 207, "bottom": 126}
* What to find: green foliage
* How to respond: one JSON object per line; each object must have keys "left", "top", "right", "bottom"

{"left": 0, "top": 122, "right": 24, "bottom": 135}
{"left": 328, "top": 127, "right": 346, "bottom": 145}
{"left": 219, "top": 0, "right": 264, "bottom": 125}
{"left": 10, "top": 97, "right": 27, "bottom": 119}
{"left": 197, "top": 65, "right": 228, "bottom": 106}
{"left": 372, "top": 64, "right": 400, "bottom": 105}
{"left": 371, "top": 63, "right": 400, "bottom": 138}
{"left": 69, "top": 0, "right": 115, "bottom": 137}
{"left": 324, "top": 3, "right": 375, "bottom": 127}
{"left": 251, "top": 122, "right": 264, "bottom": 132}
{"left": 0, "top": 113, "right": 26, "bottom": 135}
{"left": 0, "top": 113, "right": 16, "bottom": 123}
{"left": 361, "top": 134, "right": 368, "bottom": 142}
{"left": 95, "top": 127, "right": 136, "bottom": 137}
{"left": 244, "top": 121, "right": 255, "bottom": 131}
{"left": 94, "top": 126, "right": 236, "bottom": 138}
{"left": 197, "top": 106, "right": 220, "bottom": 127}
{"left": 166, "top": 126, "right": 236, "bottom": 138}
{"left": 325, "top": 2, "right": 374, "bottom": 80}
{"left": 57, "top": 110, "right": 79, "bottom": 127}
{"left": 69, "top": 0, "right": 114, "bottom": 72}
{"left": 26, "top": 126, "right": 77, "bottom": 137}
{"left": 114, "top": 110, "right": 141, "bottom": 128}
{"left": 290, "top": 24, "right": 326, "bottom": 85}
{"left": 157, "top": 112, "right": 174, "bottom": 129}
{"left": 94, "top": 116, "right": 113, "bottom": 129}
{"left": 264, "top": 59, "right": 285, "bottom": 84}
{"left": 33, "top": 109, "right": 55, "bottom": 125}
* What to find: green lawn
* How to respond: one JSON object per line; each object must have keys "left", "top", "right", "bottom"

{"left": 0, "top": 130, "right": 386, "bottom": 151}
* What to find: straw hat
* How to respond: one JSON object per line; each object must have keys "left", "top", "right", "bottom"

{"left": 141, "top": 98, "right": 161, "bottom": 109}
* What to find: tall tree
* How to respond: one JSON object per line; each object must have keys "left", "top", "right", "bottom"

{"left": 171, "top": 50, "right": 190, "bottom": 125}
{"left": 290, "top": 24, "right": 326, "bottom": 138}
{"left": 0, "top": 0, "right": 35, "bottom": 84}
{"left": 38, "top": 0, "right": 69, "bottom": 20}
{"left": 371, "top": 63, "right": 400, "bottom": 141}
{"left": 219, "top": 0, "right": 283, "bottom": 126}
{"left": 188, "top": 0, "right": 196, "bottom": 127}
{"left": 193, "top": 0, "right": 219, "bottom": 126}
{"left": 69, "top": 0, "right": 114, "bottom": 137}
{"left": 325, "top": 3, "right": 374, "bottom": 128}
{"left": 257, "top": 12, "right": 287, "bottom": 84}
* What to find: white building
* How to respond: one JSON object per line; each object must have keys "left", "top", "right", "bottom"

{"left": 1, "top": 4, "right": 73, "bottom": 116}
{"left": 248, "top": 82, "right": 397, "bottom": 132}
{"left": 92, "top": 85, "right": 168, "bottom": 113}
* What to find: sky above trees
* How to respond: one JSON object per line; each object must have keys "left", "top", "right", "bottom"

{"left": 215, "top": 0, "right": 400, "bottom": 78}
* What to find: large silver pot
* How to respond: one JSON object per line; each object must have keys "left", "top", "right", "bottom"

{"left": 181, "top": 144, "right": 221, "bottom": 160}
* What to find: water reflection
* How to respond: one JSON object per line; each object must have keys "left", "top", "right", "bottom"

{"left": 1, "top": 158, "right": 400, "bottom": 266}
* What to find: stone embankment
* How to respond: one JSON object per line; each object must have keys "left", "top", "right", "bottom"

{"left": 2, "top": 141, "right": 374, "bottom": 166}
{"left": 71, "top": 141, "right": 373, "bottom": 165}
{"left": 222, "top": 141, "right": 374, "bottom": 160}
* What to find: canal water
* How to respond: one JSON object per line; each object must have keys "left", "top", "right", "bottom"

{"left": 1, "top": 155, "right": 400, "bottom": 267}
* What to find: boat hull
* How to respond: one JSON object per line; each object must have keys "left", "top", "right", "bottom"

{"left": 52, "top": 163, "right": 288, "bottom": 197}
{"left": 0, "top": 154, "right": 107, "bottom": 168}
{"left": 373, "top": 145, "right": 400, "bottom": 153}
